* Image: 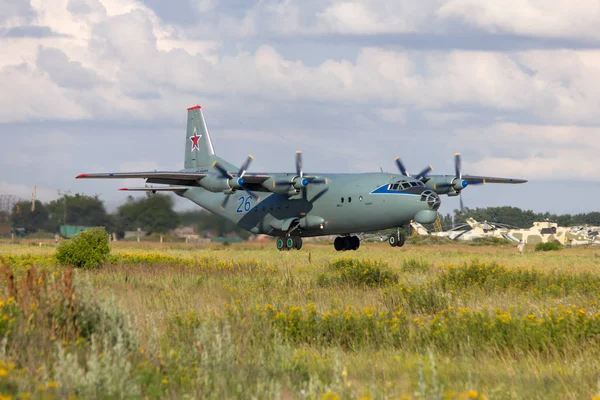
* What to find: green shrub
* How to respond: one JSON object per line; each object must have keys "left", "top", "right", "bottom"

{"left": 0, "top": 264, "right": 136, "bottom": 370}
{"left": 437, "top": 261, "right": 600, "bottom": 296}
{"left": 326, "top": 258, "right": 398, "bottom": 287}
{"left": 535, "top": 241, "right": 561, "bottom": 252}
{"left": 401, "top": 258, "right": 431, "bottom": 273}
{"left": 382, "top": 284, "right": 448, "bottom": 314}
{"left": 56, "top": 227, "right": 110, "bottom": 268}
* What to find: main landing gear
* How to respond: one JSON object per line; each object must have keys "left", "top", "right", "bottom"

{"left": 388, "top": 232, "right": 406, "bottom": 248}
{"left": 334, "top": 236, "right": 360, "bottom": 251}
{"left": 276, "top": 236, "right": 303, "bottom": 251}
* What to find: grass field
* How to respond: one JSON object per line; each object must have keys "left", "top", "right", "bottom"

{"left": 1, "top": 239, "right": 600, "bottom": 399}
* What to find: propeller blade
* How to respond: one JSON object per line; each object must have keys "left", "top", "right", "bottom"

{"left": 295, "top": 150, "right": 303, "bottom": 178}
{"left": 459, "top": 193, "right": 465, "bottom": 213}
{"left": 309, "top": 187, "right": 329, "bottom": 204}
{"left": 394, "top": 157, "right": 409, "bottom": 176}
{"left": 455, "top": 153, "right": 462, "bottom": 179}
{"left": 415, "top": 165, "right": 433, "bottom": 180}
{"left": 237, "top": 155, "right": 254, "bottom": 178}
{"left": 220, "top": 194, "right": 231, "bottom": 210}
{"left": 212, "top": 161, "right": 231, "bottom": 179}
{"left": 307, "top": 178, "right": 327, "bottom": 185}
{"left": 243, "top": 188, "right": 260, "bottom": 202}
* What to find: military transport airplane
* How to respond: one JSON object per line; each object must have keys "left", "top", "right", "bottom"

{"left": 76, "top": 106, "right": 527, "bottom": 251}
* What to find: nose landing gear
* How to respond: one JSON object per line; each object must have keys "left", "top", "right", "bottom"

{"left": 334, "top": 235, "right": 360, "bottom": 251}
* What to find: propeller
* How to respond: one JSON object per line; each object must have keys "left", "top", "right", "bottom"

{"left": 393, "top": 156, "right": 433, "bottom": 180}
{"left": 213, "top": 155, "right": 260, "bottom": 209}
{"left": 453, "top": 153, "right": 468, "bottom": 213}
{"left": 453, "top": 153, "right": 482, "bottom": 212}
{"left": 275, "top": 151, "right": 328, "bottom": 192}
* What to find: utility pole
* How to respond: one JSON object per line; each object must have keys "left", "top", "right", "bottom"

{"left": 31, "top": 185, "right": 36, "bottom": 212}
{"left": 57, "top": 190, "right": 72, "bottom": 224}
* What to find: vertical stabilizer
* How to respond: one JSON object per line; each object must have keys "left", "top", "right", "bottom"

{"left": 185, "top": 105, "right": 216, "bottom": 170}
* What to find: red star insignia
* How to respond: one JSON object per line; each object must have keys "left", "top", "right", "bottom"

{"left": 189, "top": 127, "right": 201, "bottom": 151}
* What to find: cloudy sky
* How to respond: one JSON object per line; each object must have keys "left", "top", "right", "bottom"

{"left": 2, "top": 0, "right": 600, "bottom": 215}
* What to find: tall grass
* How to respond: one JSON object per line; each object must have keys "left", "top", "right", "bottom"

{"left": 438, "top": 261, "right": 600, "bottom": 296}
{"left": 1, "top": 242, "right": 600, "bottom": 398}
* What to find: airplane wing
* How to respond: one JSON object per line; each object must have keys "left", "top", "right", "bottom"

{"left": 76, "top": 171, "right": 274, "bottom": 191}
{"left": 76, "top": 171, "right": 207, "bottom": 186}
{"left": 461, "top": 175, "right": 528, "bottom": 184}
{"left": 233, "top": 174, "right": 271, "bottom": 184}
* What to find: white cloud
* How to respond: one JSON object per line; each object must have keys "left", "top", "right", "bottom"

{"left": 438, "top": 0, "right": 600, "bottom": 40}
{"left": 317, "top": 0, "right": 445, "bottom": 34}
{"left": 0, "top": 63, "right": 90, "bottom": 122}
{"left": 4, "top": 0, "right": 600, "bottom": 127}
{"left": 375, "top": 107, "right": 406, "bottom": 123}
{"left": 0, "top": 0, "right": 36, "bottom": 28}
{"left": 2, "top": 0, "right": 600, "bottom": 213}
{"left": 455, "top": 123, "right": 600, "bottom": 180}
{"left": 423, "top": 111, "right": 471, "bottom": 125}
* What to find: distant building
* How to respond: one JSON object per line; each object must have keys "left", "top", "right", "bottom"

{"left": 248, "top": 234, "right": 271, "bottom": 242}
{"left": 172, "top": 226, "right": 196, "bottom": 237}
{"left": 124, "top": 229, "right": 146, "bottom": 239}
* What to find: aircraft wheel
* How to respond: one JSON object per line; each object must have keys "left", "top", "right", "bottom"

{"left": 334, "top": 237, "right": 344, "bottom": 251}
{"left": 286, "top": 237, "right": 295, "bottom": 250}
{"left": 342, "top": 236, "right": 352, "bottom": 251}
{"left": 276, "top": 237, "right": 285, "bottom": 251}
{"left": 396, "top": 234, "right": 406, "bottom": 248}
{"left": 388, "top": 235, "right": 398, "bottom": 247}
{"left": 294, "top": 237, "right": 303, "bottom": 250}
{"left": 351, "top": 236, "right": 360, "bottom": 250}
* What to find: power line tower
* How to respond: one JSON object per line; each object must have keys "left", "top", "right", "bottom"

{"left": 31, "top": 185, "right": 37, "bottom": 212}
{"left": 57, "top": 190, "right": 72, "bottom": 224}
{"left": 433, "top": 214, "right": 443, "bottom": 233}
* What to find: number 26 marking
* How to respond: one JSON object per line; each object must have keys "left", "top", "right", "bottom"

{"left": 236, "top": 196, "right": 253, "bottom": 214}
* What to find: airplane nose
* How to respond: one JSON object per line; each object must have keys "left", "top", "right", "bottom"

{"left": 420, "top": 189, "right": 441, "bottom": 211}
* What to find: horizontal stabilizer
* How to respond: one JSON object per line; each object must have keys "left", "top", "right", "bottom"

{"left": 119, "top": 187, "right": 189, "bottom": 192}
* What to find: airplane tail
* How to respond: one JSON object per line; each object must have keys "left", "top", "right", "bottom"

{"left": 184, "top": 106, "right": 216, "bottom": 170}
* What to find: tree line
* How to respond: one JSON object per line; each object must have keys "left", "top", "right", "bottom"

{"left": 8, "top": 194, "right": 600, "bottom": 237}
{"left": 9, "top": 193, "right": 246, "bottom": 238}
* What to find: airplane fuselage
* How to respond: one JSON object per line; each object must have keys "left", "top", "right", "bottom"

{"left": 76, "top": 105, "right": 525, "bottom": 250}
{"left": 183, "top": 171, "right": 439, "bottom": 237}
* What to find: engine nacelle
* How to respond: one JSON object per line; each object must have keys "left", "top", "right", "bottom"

{"left": 426, "top": 176, "right": 468, "bottom": 196}
{"left": 453, "top": 179, "right": 468, "bottom": 191}
{"left": 198, "top": 174, "right": 231, "bottom": 193}
{"left": 263, "top": 177, "right": 299, "bottom": 195}
{"left": 298, "top": 215, "right": 325, "bottom": 230}
{"left": 293, "top": 177, "right": 309, "bottom": 190}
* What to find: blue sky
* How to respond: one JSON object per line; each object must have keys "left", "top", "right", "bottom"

{"left": 1, "top": 0, "right": 600, "bottom": 215}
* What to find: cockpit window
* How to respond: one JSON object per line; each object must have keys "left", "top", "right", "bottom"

{"left": 391, "top": 180, "right": 425, "bottom": 191}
